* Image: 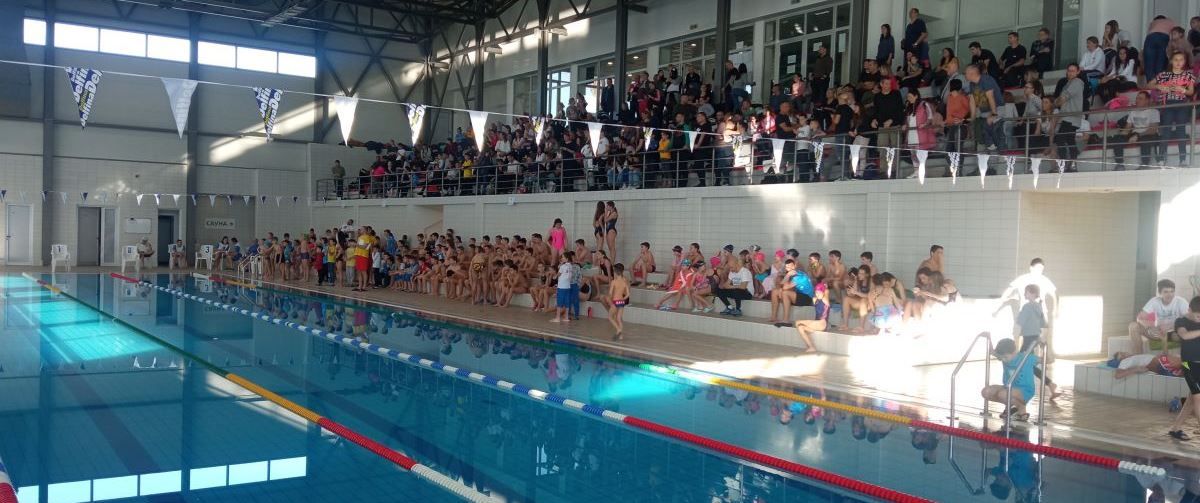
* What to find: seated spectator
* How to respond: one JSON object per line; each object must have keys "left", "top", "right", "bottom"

{"left": 1080, "top": 36, "right": 1106, "bottom": 80}
{"left": 1112, "top": 91, "right": 1163, "bottom": 168}
{"left": 136, "top": 238, "right": 155, "bottom": 269}
{"left": 898, "top": 51, "right": 928, "bottom": 91}
{"left": 793, "top": 283, "right": 829, "bottom": 353}
{"left": 968, "top": 41, "right": 1001, "bottom": 82}
{"left": 169, "top": 239, "right": 187, "bottom": 268}
{"left": 1129, "top": 279, "right": 1190, "bottom": 353}
{"left": 1029, "top": 28, "right": 1055, "bottom": 78}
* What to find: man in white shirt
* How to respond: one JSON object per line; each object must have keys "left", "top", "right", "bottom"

{"left": 1113, "top": 91, "right": 1163, "bottom": 167}
{"left": 1129, "top": 279, "right": 1190, "bottom": 352}
{"left": 1079, "top": 36, "right": 1106, "bottom": 77}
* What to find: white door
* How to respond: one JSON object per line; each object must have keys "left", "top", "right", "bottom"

{"left": 4, "top": 204, "right": 32, "bottom": 265}
{"left": 101, "top": 207, "right": 117, "bottom": 265}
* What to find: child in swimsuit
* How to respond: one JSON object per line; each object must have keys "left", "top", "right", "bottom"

{"left": 548, "top": 218, "right": 567, "bottom": 263}
{"left": 608, "top": 263, "right": 630, "bottom": 340}
{"left": 868, "top": 274, "right": 903, "bottom": 334}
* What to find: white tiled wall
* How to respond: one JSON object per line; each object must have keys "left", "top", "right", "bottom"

{"left": 0, "top": 153, "right": 44, "bottom": 264}
{"left": 1018, "top": 192, "right": 1139, "bottom": 355}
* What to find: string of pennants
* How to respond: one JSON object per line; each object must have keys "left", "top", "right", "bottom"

{"left": 0, "top": 190, "right": 310, "bottom": 207}
{"left": 21, "top": 59, "right": 1143, "bottom": 192}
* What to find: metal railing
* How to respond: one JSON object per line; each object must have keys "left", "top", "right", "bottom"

{"left": 948, "top": 331, "right": 992, "bottom": 424}
{"left": 315, "top": 97, "right": 1200, "bottom": 200}
{"left": 947, "top": 436, "right": 986, "bottom": 496}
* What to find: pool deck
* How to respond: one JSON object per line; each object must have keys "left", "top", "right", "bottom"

{"left": 11, "top": 267, "right": 1200, "bottom": 468}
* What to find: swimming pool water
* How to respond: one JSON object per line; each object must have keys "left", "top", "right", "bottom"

{"left": 0, "top": 273, "right": 1157, "bottom": 502}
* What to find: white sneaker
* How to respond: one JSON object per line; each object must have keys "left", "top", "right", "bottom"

{"left": 987, "top": 144, "right": 998, "bottom": 151}
{"left": 905, "top": 172, "right": 918, "bottom": 179}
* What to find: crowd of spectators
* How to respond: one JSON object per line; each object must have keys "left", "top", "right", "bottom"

{"left": 323, "top": 11, "right": 1200, "bottom": 200}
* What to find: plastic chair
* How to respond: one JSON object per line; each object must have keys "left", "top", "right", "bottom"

{"left": 50, "top": 244, "right": 71, "bottom": 273}
{"left": 121, "top": 245, "right": 140, "bottom": 274}
{"left": 195, "top": 244, "right": 214, "bottom": 270}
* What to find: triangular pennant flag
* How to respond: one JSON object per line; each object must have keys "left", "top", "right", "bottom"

{"left": 885, "top": 147, "right": 896, "bottom": 179}
{"left": 208, "top": 194, "right": 217, "bottom": 207}
{"left": 153, "top": 194, "right": 161, "bottom": 206}
{"left": 771, "top": 139, "right": 785, "bottom": 171}
{"left": 99, "top": 192, "right": 108, "bottom": 203}
{"left": 0, "top": 189, "right": 6, "bottom": 202}
{"left": 172, "top": 194, "right": 181, "bottom": 206}
{"left": 643, "top": 127, "right": 656, "bottom": 151}
{"left": 977, "top": 154, "right": 990, "bottom": 188}
{"left": 404, "top": 103, "right": 426, "bottom": 146}
{"left": 586, "top": 122, "right": 604, "bottom": 155}
{"left": 260, "top": 195, "right": 268, "bottom": 205}
{"left": 915, "top": 150, "right": 929, "bottom": 185}
{"left": 468, "top": 110, "right": 488, "bottom": 152}
{"left": 252, "top": 87, "right": 283, "bottom": 140}
{"left": 275, "top": 196, "right": 282, "bottom": 207}
{"left": 81, "top": 192, "right": 88, "bottom": 202}
{"left": 225, "top": 194, "right": 232, "bottom": 206}
{"left": 19, "top": 191, "right": 26, "bottom": 203}
{"left": 1030, "top": 158, "right": 1043, "bottom": 189}
{"left": 59, "top": 192, "right": 68, "bottom": 204}
{"left": 292, "top": 195, "right": 299, "bottom": 205}
{"left": 65, "top": 67, "right": 102, "bottom": 128}
{"left": 41, "top": 191, "right": 48, "bottom": 202}
{"left": 730, "top": 134, "right": 743, "bottom": 157}
{"left": 161, "top": 78, "right": 197, "bottom": 138}
{"left": 190, "top": 194, "right": 197, "bottom": 206}
{"left": 686, "top": 129, "right": 699, "bottom": 152}
{"left": 813, "top": 142, "right": 824, "bottom": 174}
{"left": 948, "top": 152, "right": 960, "bottom": 184}
{"left": 1055, "top": 159, "right": 1068, "bottom": 189}
{"left": 243, "top": 195, "right": 252, "bottom": 206}
{"left": 531, "top": 116, "right": 547, "bottom": 146}
{"left": 136, "top": 194, "right": 144, "bottom": 206}
{"left": 1005, "top": 156, "right": 1017, "bottom": 189}
{"left": 849, "top": 144, "right": 862, "bottom": 176}
{"left": 333, "top": 96, "right": 359, "bottom": 145}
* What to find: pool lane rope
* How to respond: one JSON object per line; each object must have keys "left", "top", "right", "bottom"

{"left": 204, "top": 273, "right": 1173, "bottom": 482}
{"left": 27, "top": 273, "right": 495, "bottom": 503}
{"left": 160, "top": 273, "right": 930, "bottom": 502}
{"left": 0, "top": 452, "right": 17, "bottom": 503}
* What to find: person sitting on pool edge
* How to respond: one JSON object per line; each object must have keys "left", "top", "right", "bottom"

{"left": 980, "top": 338, "right": 1036, "bottom": 422}
{"left": 1129, "top": 279, "right": 1189, "bottom": 353}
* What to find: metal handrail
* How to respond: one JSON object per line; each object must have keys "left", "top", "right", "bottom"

{"left": 949, "top": 331, "right": 992, "bottom": 423}
{"left": 1003, "top": 340, "right": 1049, "bottom": 431}
{"left": 947, "top": 436, "right": 985, "bottom": 496}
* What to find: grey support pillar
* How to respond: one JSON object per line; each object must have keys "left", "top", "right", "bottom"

{"left": 535, "top": 0, "right": 550, "bottom": 115}
{"left": 614, "top": 0, "right": 628, "bottom": 112}
{"left": 313, "top": 31, "right": 330, "bottom": 144}
{"left": 185, "top": 13, "right": 200, "bottom": 248}
{"left": 1043, "top": 0, "right": 1064, "bottom": 67}
{"left": 712, "top": 0, "right": 730, "bottom": 109}
{"left": 40, "top": 0, "right": 56, "bottom": 266}
{"left": 475, "top": 22, "right": 485, "bottom": 110}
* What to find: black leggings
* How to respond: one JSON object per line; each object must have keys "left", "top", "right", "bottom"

{"left": 1020, "top": 335, "right": 1054, "bottom": 387}
{"left": 715, "top": 288, "right": 753, "bottom": 309}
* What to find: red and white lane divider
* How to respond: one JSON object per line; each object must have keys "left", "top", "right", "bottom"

{"left": 0, "top": 453, "right": 18, "bottom": 503}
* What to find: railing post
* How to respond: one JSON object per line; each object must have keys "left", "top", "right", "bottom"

{"left": 1101, "top": 113, "right": 1108, "bottom": 171}
{"left": 1191, "top": 105, "right": 1196, "bottom": 168}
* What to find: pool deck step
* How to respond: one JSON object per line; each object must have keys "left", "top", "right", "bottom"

{"left": 1073, "top": 361, "right": 1187, "bottom": 403}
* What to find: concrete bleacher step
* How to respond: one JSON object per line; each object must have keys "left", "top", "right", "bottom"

{"left": 1074, "top": 362, "right": 1188, "bottom": 403}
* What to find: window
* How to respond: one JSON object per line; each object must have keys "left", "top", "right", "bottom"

{"left": 54, "top": 22, "right": 98, "bottom": 52}
{"left": 24, "top": 18, "right": 46, "bottom": 45}
{"left": 100, "top": 29, "right": 146, "bottom": 57}
{"left": 198, "top": 41, "right": 236, "bottom": 67}
{"left": 277, "top": 53, "right": 316, "bottom": 77}
{"left": 147, "top": 35, "right": 190, "bottom": 62}
{"left": 546, "top": 69, "right": 571, "bottom": 114}
{"left": 236, "top": 46, "right": 277, "bottom": 73}
{"left": 908, "top": 0, "right": 1067, "bottom": 70}
{"left": 625, "top": 50, "right": 647, "bottom": 73}
{"left": 729, "top": 26, "right": 753, "bottom": 50}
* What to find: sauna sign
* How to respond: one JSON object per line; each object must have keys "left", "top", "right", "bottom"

{"left": 204, "top": 218, "right": 236, "bottom": 230}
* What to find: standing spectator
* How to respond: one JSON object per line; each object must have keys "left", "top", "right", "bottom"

{"left": 999, "top": 32, "right": 1027, "bottom": 88}
{"left": 810, "top": 45, "right": 833, "bottom": 106}
{"left": 1189, "top": 16, "right": 1200, "bottom": 60}
{"left": 1151, "top": 51, "right": 1196, "bottom": 166}
{"left": 944, "top": 79, "right": 970, "bottom": 155}
{"left": 969, "top": 41, "right": 1001, "bottom": 82}
{"left": 901, "top": 8, "right": 929, "bottom": 65}
{"left": 1050, "top": 63, "right": 1085, "bottom": 167}
{"left": 600, "top": 77, "right": 615, "bottom": 118}
{"left": 902, "top": 87, "right": 935, "bottom": 177}
{"left": 1145, "top": 15, "right": 1178, "bottom": 79}
{"left": 872, "top": 77, "right": 904, "bottom": 159}
{"left": 1169, "top": 27, "right": 1194, "bottom": 69}
{"left": 1030, "top": 28, "right": 1055, "bottom": 78}
{"left": 965, "top": 64, "right": 1005, "bottom": 151}
{"left": 877, "top": 24, "right": 896, "bottom": 69}
{"left": 1102, "top": 20, "right": 1132, "bottom": 56}
{"left": 331, "top": 159, "right": 345, "bottom": 198}
{"left": 1167, "top": 295, "right": 1200, "bottom": 441}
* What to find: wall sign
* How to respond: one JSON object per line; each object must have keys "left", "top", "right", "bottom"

{"left": 124, "top": 218, "right": 152, "bottom": 234}
{"left": 204, "top": 218, "right": 236, "bottom": 230}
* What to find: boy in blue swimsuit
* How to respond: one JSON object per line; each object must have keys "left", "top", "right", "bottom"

{"left": 981, "top": 338, "right": 1037, "bottom": 421}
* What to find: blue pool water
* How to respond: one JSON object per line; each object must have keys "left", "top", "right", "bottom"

{"left": 0, "top": 273, "right": 1160, "bottom": 502}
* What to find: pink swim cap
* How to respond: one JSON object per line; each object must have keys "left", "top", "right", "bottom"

{"left": 754, "top": 252, "right": 766, "bottom": 262}
{"left": 709, "top": 256, "right": 721, "bottom": 267}
{"left": 774, "top": 249, "right": 786, "bottom": 258}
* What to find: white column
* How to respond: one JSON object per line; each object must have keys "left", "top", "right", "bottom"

{"left": 505, "top": 78, "right": 515, "bottom": 117}
{"left": 646, "top": 44, "right": 660, "bottom": 73}
{"left": 752, "top": 19, "right": 765, "bottom": 101}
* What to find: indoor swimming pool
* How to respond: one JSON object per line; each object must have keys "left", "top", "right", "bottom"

{"left": 0, "top": 273, "right": 1172, "bottom": 502}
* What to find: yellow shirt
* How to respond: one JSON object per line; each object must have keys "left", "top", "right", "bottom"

{"left": 356, "top": 235, "right": 371, "bottom": 258}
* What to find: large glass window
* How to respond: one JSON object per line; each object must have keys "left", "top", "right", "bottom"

{"left": 512, "top": 74, "right": 536, "bottom": 116}
{"left": 908, "top": 0, "right": 1071, "bottom": 71}
{"left": 54, "top": 23, "right": 98, "bottom": 52}
{"left": 147, "top": 35, "right": 190, "bottom": 62}
{"left": 277, "top": 53, "right": 316, "bottom": 77}
{"left": 765, "top": 1, "right": 854, "bottom": 95}
{"left": 24, "top": 19, "right": 46, "bottom": 46}
{"left": 236, "top": 46, "right": 277, "bottom": 73}
{"left": 546, "top": 69, "right": 571, "bottom": 115}
{"left": 100, "top": 28, "right": 146, "bottom": 57}
{"left": 198, "top": 41, "right": 236, "bottom": 68}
